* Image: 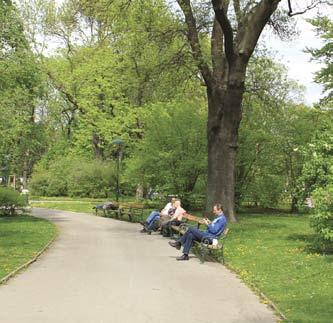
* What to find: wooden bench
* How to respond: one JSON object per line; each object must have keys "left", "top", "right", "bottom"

{"left": 95, "top": 203, "right": 145, "bottom": 222}
{"left": 93, "top": 203, "right": 119, "bottom": 217}
{"left": 171, "top": 213, "right": 229, "bottom": 263}
{"left": 170, "top": 213, "right": 206, "bottom": 235}
{"left": 195, "top": 228, "right": 229, "bottom": 264}
{"left": 118, "top": 206, "right": 145, "bottom": 222}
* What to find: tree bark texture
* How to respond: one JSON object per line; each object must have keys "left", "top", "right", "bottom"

{"left": 205, "top": 62, "right": 245, "bottom": 222}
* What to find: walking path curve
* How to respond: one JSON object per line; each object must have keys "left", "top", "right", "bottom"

{"left": 0, "top": 208, "right": 277, "bottom": 323}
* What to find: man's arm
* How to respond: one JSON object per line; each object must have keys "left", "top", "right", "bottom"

{"left": 207, "top": 217, "right": 226, "bottom": 235}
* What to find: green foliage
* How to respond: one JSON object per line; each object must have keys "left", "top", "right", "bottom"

{"left": 67, "top": 160, "right": 115, "bottom": 198}
{"left": 307, "top": 16, "right": 333, "bottom": 104}
{"left": 30, "top": 156, "right": 116, "bottom": 198}
{"left": 0, "top": 1, "right": 47, "bottom": 182}
{"left": 124, "top": 99, "right": 207, "bottom": 196}
{"left": 297, "top": 113, "right": 333, "bottom": 201}
{"left": 237, "top": 57, "right": 312, "bottom": 210}
{"left": 311, "top": 185, "right": 333, "bottom": 250}
{"left": 0, "top": 187, "right": 26, "bottom": 215}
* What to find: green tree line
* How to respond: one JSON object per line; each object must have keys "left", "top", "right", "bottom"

{"left": 0, "top": 1, "right": 332, "bottom": 245}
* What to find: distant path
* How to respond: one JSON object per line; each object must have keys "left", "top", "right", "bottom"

{"left": 0, "top": 208, "right": 276, "bottom": 323}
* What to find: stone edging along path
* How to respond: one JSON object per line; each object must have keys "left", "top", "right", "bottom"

{"left": 0, "top": 227, "right": 59, "bottom": 286}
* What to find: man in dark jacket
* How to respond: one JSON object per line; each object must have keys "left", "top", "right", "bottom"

{"left": 168, "top": 203, "right": 227, "bottom": 261}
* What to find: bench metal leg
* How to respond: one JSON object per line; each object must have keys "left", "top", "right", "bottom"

{"left": 198, "top": 244, "right": 208, "bottom": 264}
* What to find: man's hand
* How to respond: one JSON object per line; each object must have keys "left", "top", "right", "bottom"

{"left": 203, "top": 218, "right": 211, "bottom": 225}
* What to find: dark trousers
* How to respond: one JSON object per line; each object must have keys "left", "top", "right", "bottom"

{"left": 178, "top": 227, "right": 206, "bottom": 255}
{"left": 162, "top": 220, "right": 182, "bottom": 236}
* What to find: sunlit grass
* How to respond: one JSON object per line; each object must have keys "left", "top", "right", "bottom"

{"left": 0, "top": 215, "right": 57, "bottom": 281}
{"left": 221, "top": 214, "right": 333, "bottom": 323}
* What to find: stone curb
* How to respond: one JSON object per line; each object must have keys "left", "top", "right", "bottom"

{"left": 0, "top": 228, "right": 58, "bottom": 286}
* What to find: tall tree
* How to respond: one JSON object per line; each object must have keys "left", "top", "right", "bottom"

{"left": 0, "top": 0, "right": 46, "bottom": 187}
{"left": 307, "top": 15, "right": 333, "bottom": 107}
{"left": 175, "top": 0, "right": 327, "bottom": 221}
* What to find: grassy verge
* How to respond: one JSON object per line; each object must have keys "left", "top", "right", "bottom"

{"left": 0, "top": 215, "right": 57, "bottom": 281}
{"left": 30, "top": 198, "right": 155, "bottom": 214}
{"left": 31, "top": 201, "right": 100, "bottom": 213}
{"left": 220, "top": 214, "right": 333, "bottom": 323}
{"left": 30, "top": 196, "right": 106, "bottom": 202}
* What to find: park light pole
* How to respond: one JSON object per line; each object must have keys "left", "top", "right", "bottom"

{"left": 111, "top": 139, "right": 125, "bottom": 203}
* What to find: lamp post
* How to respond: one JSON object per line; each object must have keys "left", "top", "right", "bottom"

{"left": 111, "top": 139, "right": 124, "bottom": 202}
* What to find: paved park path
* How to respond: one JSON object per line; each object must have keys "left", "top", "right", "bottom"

{"left": 0, "top": 209, "right": 277, "bottom": 323}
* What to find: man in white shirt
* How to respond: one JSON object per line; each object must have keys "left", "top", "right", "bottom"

{"left": 140, "top": 197, "right": 176, "bottom": 233}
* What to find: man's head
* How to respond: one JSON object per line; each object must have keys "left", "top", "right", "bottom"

{"left": 174, "top": 199, "right": 181, "bottom": 208}
{"left": 171, "top": 197, "right": 177, "bottom": 204}
{"left": 213, "top": 203, "right": 223, "bottom": 216}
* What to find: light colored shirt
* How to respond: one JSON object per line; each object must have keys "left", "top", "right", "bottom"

{"left": 160, "top": 202, "right": 173, "bottom": 216}
{"left": 171, "top": 206, "right": 186, "bottom": 221}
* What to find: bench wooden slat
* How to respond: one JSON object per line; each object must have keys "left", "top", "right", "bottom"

{"left": 182, "top": 213, "right": 206, "bottom": 225}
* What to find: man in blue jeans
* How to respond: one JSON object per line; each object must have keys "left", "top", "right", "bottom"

{"left": 140, "top": 198, "right": 176, "bottom": 233}
{"left": 168, "top": 203, "right": 227, "bottom": 261}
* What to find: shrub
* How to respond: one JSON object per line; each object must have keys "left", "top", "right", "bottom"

{"left": 67, "top": 160, "right": 115, "bottom": 198}
{"left": 0, "top": 187, "right": 26, "bottom": 215}
{"left": 30, "top": 156, "right": 117, "bottom": 198}
{"left": 29, "top": 171, "right": 50, "bottom": 196}
{"left": 311, "top": 185, "right": 333, "bottom": 252}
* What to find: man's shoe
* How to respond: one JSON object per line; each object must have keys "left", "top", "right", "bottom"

{"left": 146, "top": 230, "right": 152, "bottom": 235}
{"left": 168, "top": 241, "right": 181, "bottom": 250}
{"left": 139, "top": 228, "right": 146, "bottom": 233}
{"left": 176, "top": 254, "right": 189, "bottom": 261}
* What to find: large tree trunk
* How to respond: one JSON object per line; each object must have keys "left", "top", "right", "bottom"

{"left": 206, "top": 64, "right": 245, "bottom": 222}
{"left": 177, "top": 0, "right": 282, "bottom": 221}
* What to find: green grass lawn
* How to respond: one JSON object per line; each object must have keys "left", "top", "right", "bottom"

{"left": 221, "top": 214, "right": 333, "bottom": 323}
{"left": 30, "top": 197, "right": 153, "bottom": 214}
{"left": 31, "top": 198, "right": 332, "bottom": 322}
{"left": 31, "top": 201, "right": 100, "bottom": 213}
{"left": 0, "top": 215, "right": 57, "bottom": 282}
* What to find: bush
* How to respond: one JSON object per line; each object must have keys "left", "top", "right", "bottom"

{"left": 311, "top": 185, "right": 333, "bottom": 252}
{"left": 30, "top": 156, "right": 117, "bottom": 198}
{"left": 0, "top": 187, "right": 26, "bottom": 215}
{"left": 29, "top": 171, "right": 50, "bottom": 196}
{"left": 67, "top": 161, "right": 115, "bottom": 198}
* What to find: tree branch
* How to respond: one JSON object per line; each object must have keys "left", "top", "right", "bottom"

{"left": 47, "top": 71, "right": 84, "bottom": 115}
{"left": 211, "top": 0, "right": 235, "bottom": 64}
{"left": 287, "top": 0, "right": 326, "bottom": 17}
{"left": 176, "top": 0, "right": 213, "bottom": 86}
{"left": 236, "top": 0, "right": 281, "bottom": 60}
{"left": 211, "top": 18, "right": 225, "bottom": 82}
{"left": 233, "top": 0, "right": 242, "bottom": 25}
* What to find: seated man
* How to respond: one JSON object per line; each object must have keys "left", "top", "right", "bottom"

{"left": 168, "top": 203, "right": 227, "bottom": 261}
{"left": 161, "top": 200, "right": 186, "bottom": 237}
{"left": 140, "top": 197, "right": 176, "bottom": 233}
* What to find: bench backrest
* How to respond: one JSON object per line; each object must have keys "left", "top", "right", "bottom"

{"left": 220, "top": 228, "right": 229, "bottom": 240}
{"left": 182, "top": 213, "right": 206, "bottom": 224}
